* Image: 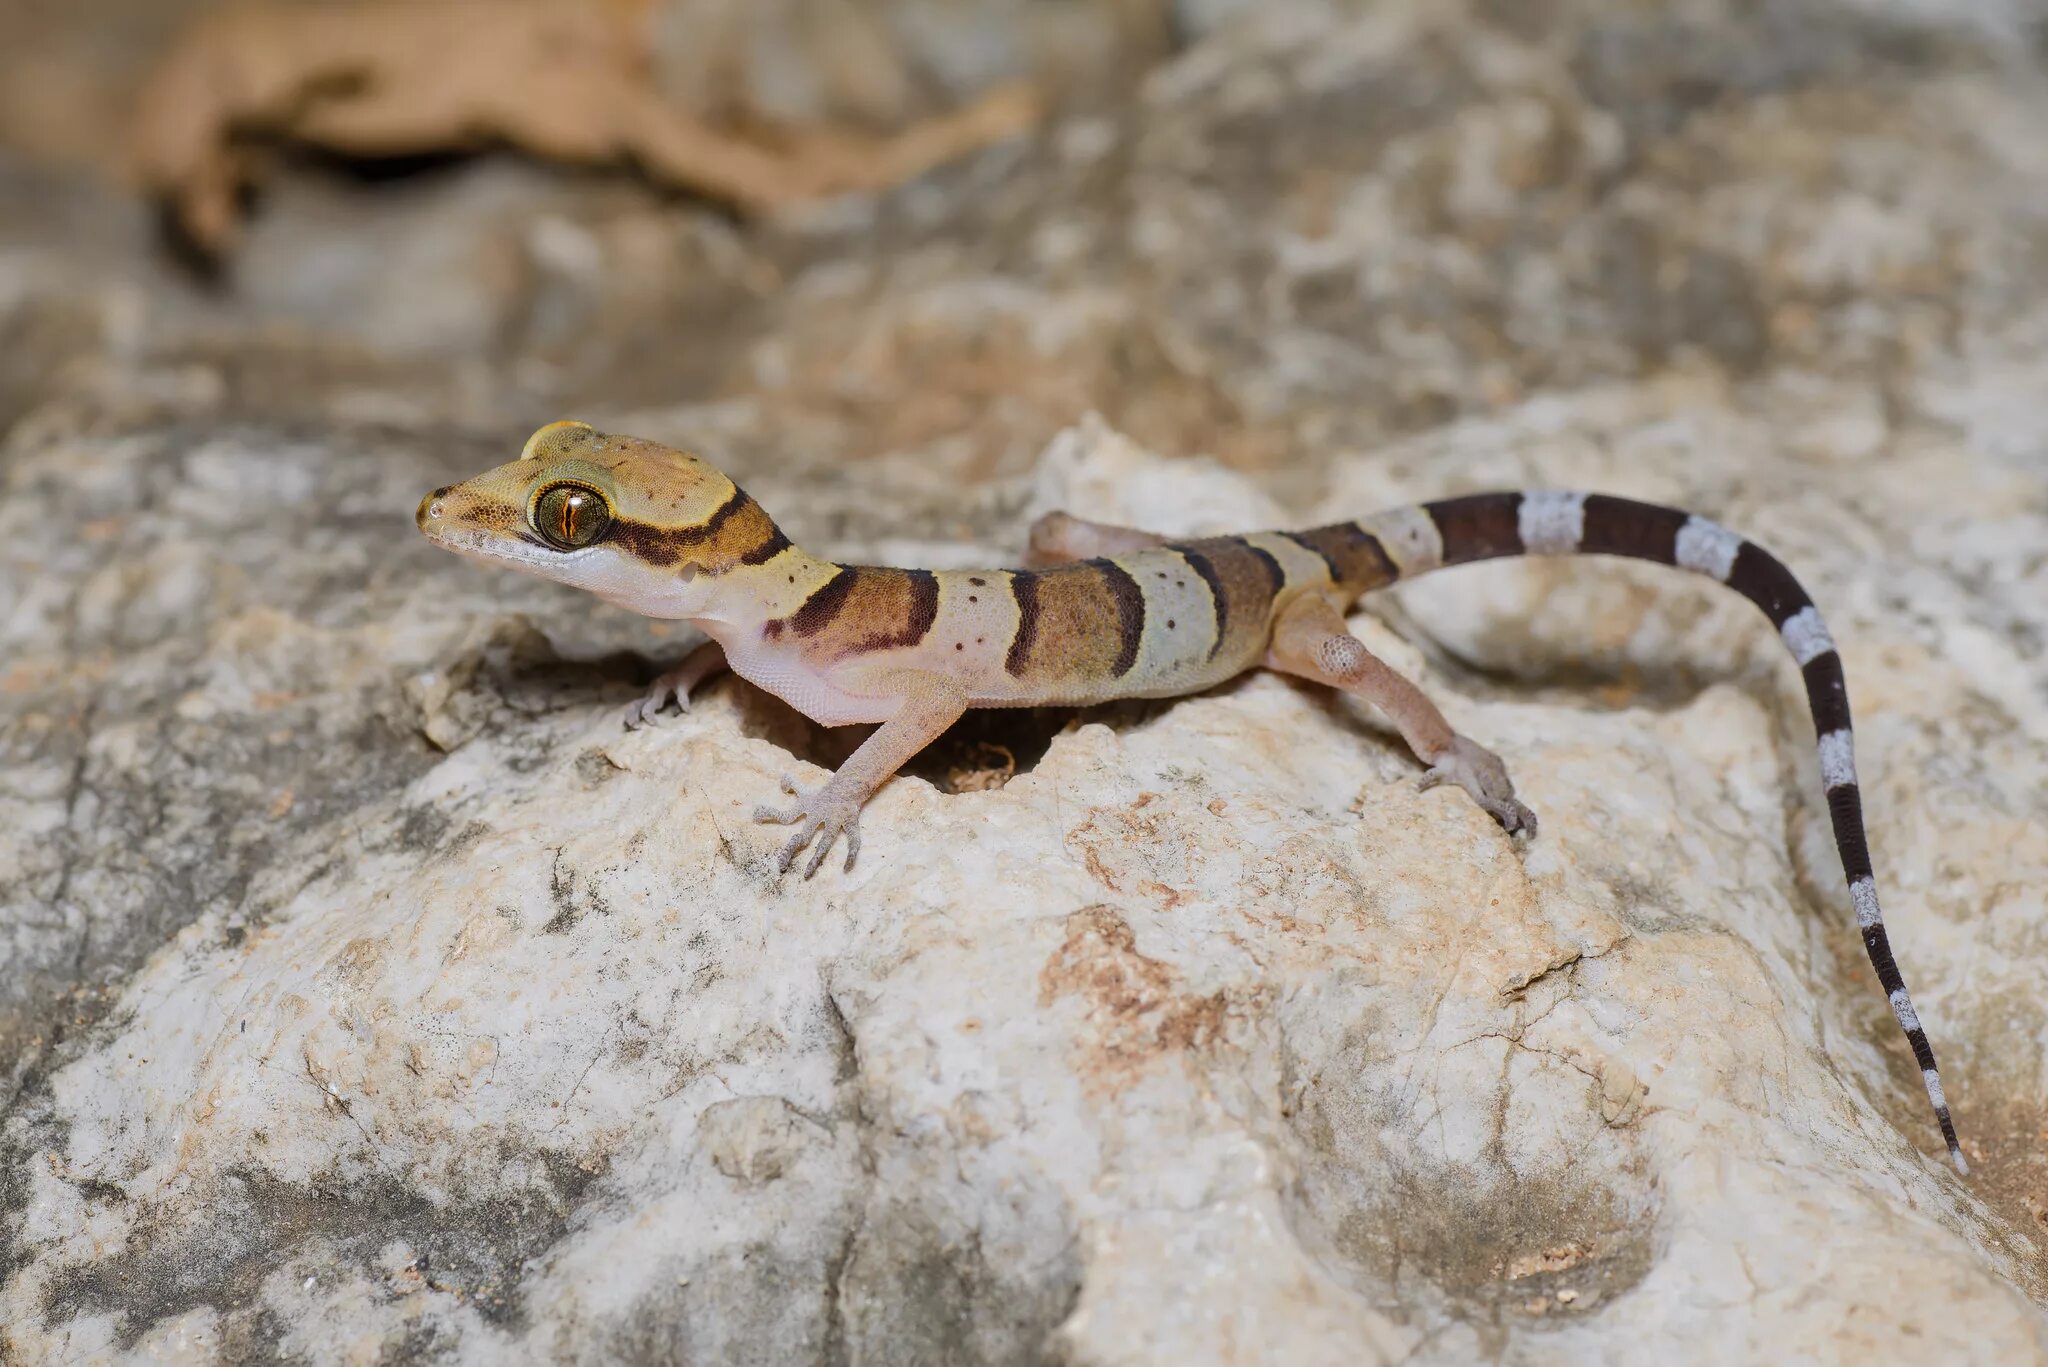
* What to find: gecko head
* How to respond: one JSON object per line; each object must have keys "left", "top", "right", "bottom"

{"left": 416, "top": 420, "right": 789, "bottom": 618}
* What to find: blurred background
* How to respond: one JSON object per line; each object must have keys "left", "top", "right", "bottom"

{"left": 1, "top": 0, "right": 1189, "bottom": 473}
{"left": 3, "top": 0, "right": 2037, "bottom": 492}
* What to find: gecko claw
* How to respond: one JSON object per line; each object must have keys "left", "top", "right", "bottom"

{"left": 755, "top": 778, "right": 864, "bottom": 877}
{"left": 622, "top": 680, "right": 683, "bottom": 729}
{"left": 623, "top": 649, "right": 724, "bottom": 730}
{"left": 1421, "top": 738, "right": 1539, "bottom": 838}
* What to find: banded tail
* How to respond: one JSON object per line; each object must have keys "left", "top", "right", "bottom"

{"left": 1324, "top": 490, "right": 1964, "bottom": 1173}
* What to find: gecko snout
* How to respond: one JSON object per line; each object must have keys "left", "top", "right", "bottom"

{"left": 416, "top": 488, "right": 450, "bottom": 533}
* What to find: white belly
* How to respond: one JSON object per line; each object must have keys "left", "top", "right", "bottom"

{"left": 716, "top": 633, "right": 897, "bottom": 727}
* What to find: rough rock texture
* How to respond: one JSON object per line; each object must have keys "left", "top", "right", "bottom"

{"left": 5, "top": 1, "right": 2048, "bottom": 1363}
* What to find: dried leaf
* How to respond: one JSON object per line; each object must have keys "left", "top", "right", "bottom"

{"left": 130, "top": 0, "right": 1040, "bottom": 255}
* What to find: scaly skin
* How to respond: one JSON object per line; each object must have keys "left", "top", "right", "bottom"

{"left": 417, "top": 419, "right": 1966, "bottom": 1172}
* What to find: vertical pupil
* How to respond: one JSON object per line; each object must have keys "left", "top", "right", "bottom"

{"left": 540, "top": 487, "right": 602, "bottom": 545}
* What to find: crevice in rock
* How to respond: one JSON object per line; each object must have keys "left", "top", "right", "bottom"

{"left": 720, "top": 672, "right": 1174, "bottom": 795}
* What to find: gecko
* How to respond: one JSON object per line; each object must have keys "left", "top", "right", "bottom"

{"left": 416, "top": 418, "right": 1965, "bottom": 1173}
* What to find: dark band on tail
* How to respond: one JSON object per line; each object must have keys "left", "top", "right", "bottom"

{"left": 1329, "top": 489, "right": 1966, "bottom": 1172}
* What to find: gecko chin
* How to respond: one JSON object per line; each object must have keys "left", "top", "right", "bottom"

{"left": 446, "top": 533, "right": 587, "bottom": 573}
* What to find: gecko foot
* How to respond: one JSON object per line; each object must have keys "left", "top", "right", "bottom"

{"left": 623, "top": 648, "right": 723, "bottom": 729}
{"left": 623, "top": 676, "right": 688, "bottom": 729}
{"left": 754, "top": 774, "right": 864, "bottom": 878}
{"left": 1419, "top": 737, "right": 1539, "bottom": 837}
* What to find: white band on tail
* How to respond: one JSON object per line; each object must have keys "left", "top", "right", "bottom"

{"left": 1674, "top": 516, "right": 1742, "bottom": 581}
{"left": 1818, "top": 729, "right": 1857, "bottom": 791}
{"left": 1518, "top": 491, "right": 1588, "bottom": 555}
{"left": 1781, "top": 606, "right": 1836, "bottom": 665}
{"left": 1890, "top": 988, "right": 1921, "bottom": 1033}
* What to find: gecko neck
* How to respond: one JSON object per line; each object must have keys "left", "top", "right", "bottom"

{"left": 672, "top": 545, "right": 846, "bottom": 638}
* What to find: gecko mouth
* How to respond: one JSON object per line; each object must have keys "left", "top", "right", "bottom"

{"left": 420, "top": 521, "right": 571, "bottom": 571}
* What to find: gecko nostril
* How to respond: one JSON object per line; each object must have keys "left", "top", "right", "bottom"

{"left": 416, "top": 492, "right": 448, "bottom": 529}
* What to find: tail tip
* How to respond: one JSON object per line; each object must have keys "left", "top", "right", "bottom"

{"left": 1949, "top": 1144, "right": 1969, "bottom": 1176}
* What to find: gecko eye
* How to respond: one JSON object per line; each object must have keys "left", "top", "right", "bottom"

{"left": 531, "top": 482, "right": 613, "bottom": 550}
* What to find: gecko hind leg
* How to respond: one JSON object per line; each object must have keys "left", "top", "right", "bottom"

{"left": 1026, "top": 511, "right": 1167, "bottom": 567}
{"left": 1265, "top": 594, "right": 1537, "bottom": 836}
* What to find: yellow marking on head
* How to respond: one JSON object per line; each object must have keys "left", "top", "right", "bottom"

{"left": 421, "top": 424, "right": 806, "bottom": 622}
{"left": 521, "top": 419, "right": 595, "bottom": 462}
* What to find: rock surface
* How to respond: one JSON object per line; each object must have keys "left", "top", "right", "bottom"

{"left": 5, "top": 1, "right": 2048, "bottom": 1363}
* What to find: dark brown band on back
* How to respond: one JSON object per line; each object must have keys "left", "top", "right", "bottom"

{"left": 1283, "top": 523, "right": 1398, "bottom": 591}
{"left": 767, "top": 565, "right": 853, "bottom": 639}
{"left": 1278, "top": 530, "right": 1341, "bottom": 580}
{"left": 1093, "top": 559, "right": 1147, "bottom": 677}
{"left": 1244, "top": 541, "right": 1286, "bottom": 597}
{"left": 1006, "top": 570, "right": 1042, "bottom": 676}
{"left": 848, "top": 568, "right": 941, "bottom": 653}
{"left": 1177, "top": 548, "right": 1228, "bottom": 660}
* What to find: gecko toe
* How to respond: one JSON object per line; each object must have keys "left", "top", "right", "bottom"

{"left": 1421, "top": 738, "right": 1535, "bottom": 839}
{"left": 1492, "top": 798, "right": 1539, "bottom": 838}
{"left": 1511, "top": 801, "right": 1539, "bottom": 837}
{"left": 623, "top": 684, "right": 676, "bottom": 730}
{"left": 756, "top": 776, "right": 809, "bottom": 826}
{"left": 756, "top": 780, "right": 863, "bottom": 879}
{"left": 776, "top": 825, "right": 814, "bottom": 873}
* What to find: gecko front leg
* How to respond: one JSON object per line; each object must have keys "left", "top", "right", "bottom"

{"left": 624, "top": 640, "right": 729, "bottom": 728}
{"left": 1265, "top": 594, "right": 1537, "bottom": 835}
{"left": 754, "top": 671, "right": 969, "bottom": 877}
